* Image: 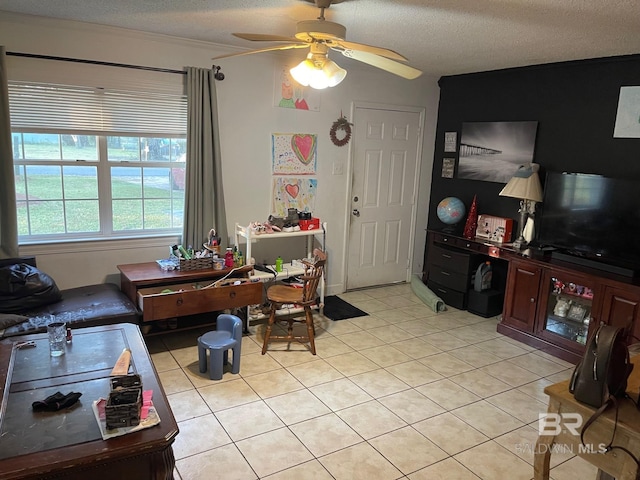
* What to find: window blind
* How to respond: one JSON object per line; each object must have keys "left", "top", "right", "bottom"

{"left": 9, "top": 81, "right": 187, "bottom": 136}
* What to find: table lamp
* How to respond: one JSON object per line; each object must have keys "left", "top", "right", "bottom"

{"left": 499, "top": 163, "right": 543, "bottom": 248}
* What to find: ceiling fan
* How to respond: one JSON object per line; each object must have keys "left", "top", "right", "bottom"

{"left": 212, "top": 0, "right": 422, "bottom": 88}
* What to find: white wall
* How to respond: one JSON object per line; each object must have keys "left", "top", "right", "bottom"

{"left": 0, "top": 12, "right": 439, "bottom": 293}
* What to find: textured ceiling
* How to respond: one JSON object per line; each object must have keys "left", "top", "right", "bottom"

{"left": 1, "top": 0, "right": 639, "bottom": 77}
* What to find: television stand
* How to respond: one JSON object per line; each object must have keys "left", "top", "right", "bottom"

{"left": 551, "top": 251, "right": 638, "bottom": 278}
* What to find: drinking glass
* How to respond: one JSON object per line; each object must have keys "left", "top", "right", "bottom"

{"left": 47, "top": 318, "right": 66, "bottom": 357}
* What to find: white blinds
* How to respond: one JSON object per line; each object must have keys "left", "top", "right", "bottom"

{"left": 9, "top": 81, "right": 187, "bottom": 136}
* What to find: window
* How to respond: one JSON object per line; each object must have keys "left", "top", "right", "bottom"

{"left": 12, "top": 133, "right": 186, "bottom": 238}
{"left": 9, "top": 79, "right": 187, "bottom": 241}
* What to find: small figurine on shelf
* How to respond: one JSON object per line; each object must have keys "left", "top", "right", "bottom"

{"left": 582, "top": 287, "right": 594, "bottom": 299}
{"left": 554, "top": 297, "right": 571, "bottom": 317}
{"left": 552, "top": 278, "right": 565, "bottom": 294}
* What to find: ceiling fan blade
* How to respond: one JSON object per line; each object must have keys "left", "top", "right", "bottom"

{"left": 212, "top": 43, "right": 309, "bottom": 60}
{"left": 332, "top": 40, "right": 407, "bottom": 62}
{"left": 233, "top": 33, "right": 304, "bottom": 43}
{"left": 339, "top": 49, "right": 423, "bottom": 80}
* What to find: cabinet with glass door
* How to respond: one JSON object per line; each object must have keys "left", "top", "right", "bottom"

{"left": 536, "top": 270, "right": 597, "bottom": 352}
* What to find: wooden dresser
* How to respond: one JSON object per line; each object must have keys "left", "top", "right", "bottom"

{"left": 118, "top": 262, "right": 262, "bottom": 327}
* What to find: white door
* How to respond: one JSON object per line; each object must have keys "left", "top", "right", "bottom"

{"left": 346, "top": 105, "right": 423, "bottom": 290}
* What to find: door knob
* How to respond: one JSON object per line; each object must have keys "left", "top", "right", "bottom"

{"left": 352, "top": 209, "right": 360, "bottom": 217}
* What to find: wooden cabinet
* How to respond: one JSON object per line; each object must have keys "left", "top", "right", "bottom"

{"left": 424, "top": 229, "right": 640, "bottom": 364}
{"left": 501, "top": 259, "right": 541, "bottom": 333}
{"left": 599, "top": 286, "right": 640, "bottom": 340}
{"left": 498, "top": 256, "right": 640, "bottom": 363}
{"left": 535, "top": 269, "right": 598, "bottom": 355}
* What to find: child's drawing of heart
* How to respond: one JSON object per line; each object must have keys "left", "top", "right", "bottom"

{"left": 285, "top": 183, "right": 299, "bottom": 199}
{"left": 291, "top": 134, "right": 316, "bottom": 165}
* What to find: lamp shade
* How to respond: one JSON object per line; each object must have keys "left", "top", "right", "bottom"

{"left": 290, "top": 58, "right": 315, "bottom": 87}
{"left": 499, "top": 164, "right": 543, "bottom": 202}
{"left": 290, "top": 54, "right": 346, "bottom": 90}
{"left": 321, "top": 59, "right": 347, "bottom": 87}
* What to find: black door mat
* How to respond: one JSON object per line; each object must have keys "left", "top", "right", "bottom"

{"left": 322, "top": 295, "right": 369, "bottom": 321}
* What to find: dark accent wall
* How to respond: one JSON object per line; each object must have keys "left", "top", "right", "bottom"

{"left": 428, "top": 54, "right": 640, "bottom": 235}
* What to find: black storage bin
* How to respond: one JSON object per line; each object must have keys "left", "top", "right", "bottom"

{"left": 467, "top": 289, "right": 503, "bottom": 317}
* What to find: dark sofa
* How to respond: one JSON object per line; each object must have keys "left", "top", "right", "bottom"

{"left": 0, "top": 257, "right": 139, "bottom": 338}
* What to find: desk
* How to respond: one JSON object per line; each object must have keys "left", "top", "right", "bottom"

{"left": 426, "top": 230, "right": 640, "bottom": 365}
{"left": 0, "top": 324, "right": 178, "bottom": 480}
{"left": 118, "top": 262, "right": 262, "bottom": 326}
{"left": 534, "top": 358, "right": 640, "bottom": 480}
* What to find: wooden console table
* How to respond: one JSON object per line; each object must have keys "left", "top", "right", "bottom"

{"left": 425, "top": 229, "right": 640, "bottom": 364}
{"left": 118, "top": 262, "right": 262, "bottom": 326}
{"left": 534, "top": 357, "right": 640, "bottom": 480}
{"left": 0, "top": 323, "right": 178, "bottom": 480}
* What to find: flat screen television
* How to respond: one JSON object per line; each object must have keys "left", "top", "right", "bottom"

{"left": 537, "top": 171, "right": 640, "bottom": 276}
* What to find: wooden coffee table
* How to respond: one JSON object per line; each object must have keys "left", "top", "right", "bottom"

{"left": 0, "top": 323, "right": 178, "bottom": 480}
{"left": 534, "top": 357, "right": 640, "bottom": 480}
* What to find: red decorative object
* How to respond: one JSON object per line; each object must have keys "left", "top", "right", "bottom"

{"left": 463, "top": 195, "right": 478, "bottom": 239}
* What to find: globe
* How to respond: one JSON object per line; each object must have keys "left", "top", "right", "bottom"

{"left": 437, "top": 197, "right": 466, "bottom": 225}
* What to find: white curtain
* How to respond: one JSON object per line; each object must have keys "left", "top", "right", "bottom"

{"left": 182, "top": 67, "right": 227, "bottom": 250}
{"left": 0, "top": 46, "right": 19, "bottom": 258}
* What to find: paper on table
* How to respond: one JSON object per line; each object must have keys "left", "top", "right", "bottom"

{"left": 92, "top": 391, "right": 161, "bottom": 440}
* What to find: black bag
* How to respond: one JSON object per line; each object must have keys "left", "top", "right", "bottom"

{"left": 0, "top": 263, "right": 62, "bottom": 313}
{"left": 569, "top": 323, "right": 633, "bottom": 408}
{"left": 569, "top": 323, "right": 640, "bottom": 472}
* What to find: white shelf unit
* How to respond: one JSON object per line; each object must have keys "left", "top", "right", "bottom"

{"left": 235, "top": 222, "right": 327, "bottom": 322}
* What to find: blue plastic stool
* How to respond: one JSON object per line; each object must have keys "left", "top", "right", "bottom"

{"left": 197, "top": 314, "right": 242, "bottom": 380}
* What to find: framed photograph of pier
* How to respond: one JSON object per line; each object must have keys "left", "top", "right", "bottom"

{"left": 457, "top": 121, "right": 538, "bottom": 183}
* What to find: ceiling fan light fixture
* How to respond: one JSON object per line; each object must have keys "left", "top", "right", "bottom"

{"left": 322, "top": 59, "right": 347, "bottom": 87}
{"left": 290, "top": 57, "right": 316, "bottom": 87}
{"left": 290, "top": 53, "right": 346, "bottom": 89}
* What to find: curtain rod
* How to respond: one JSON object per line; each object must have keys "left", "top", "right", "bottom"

{"left": 6, "top": 51, "right": 225, "bottom": 80}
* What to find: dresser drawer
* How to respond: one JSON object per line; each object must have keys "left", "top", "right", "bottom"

{"left": 428, "top": 244, "right": 473, "bottom": 274}
{"left": 137, "top": 280, "right": 262, "bottom": 322}
{"left": 427, "top": 280, "right": 467, "bottom": 310}
{"left": 428, "top": 266, "right": 470, "bottom": 291}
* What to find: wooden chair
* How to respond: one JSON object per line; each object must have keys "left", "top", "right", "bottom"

{"left": 261, "top": 249, "right": 326, "bottom": 355}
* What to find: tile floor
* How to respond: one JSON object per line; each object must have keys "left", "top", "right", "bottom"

{"left": 145, "top": 283, "right": 600, "bottom": 480}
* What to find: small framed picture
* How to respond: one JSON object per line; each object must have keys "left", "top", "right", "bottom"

{"left": 444, "top": 132, "right": 457, "bottom": 152}
{"left": 441, "top": 158, "right": 455, "bottom": 178}
{"left": 567, "top": 304, "right": 587, "bottom": 322}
